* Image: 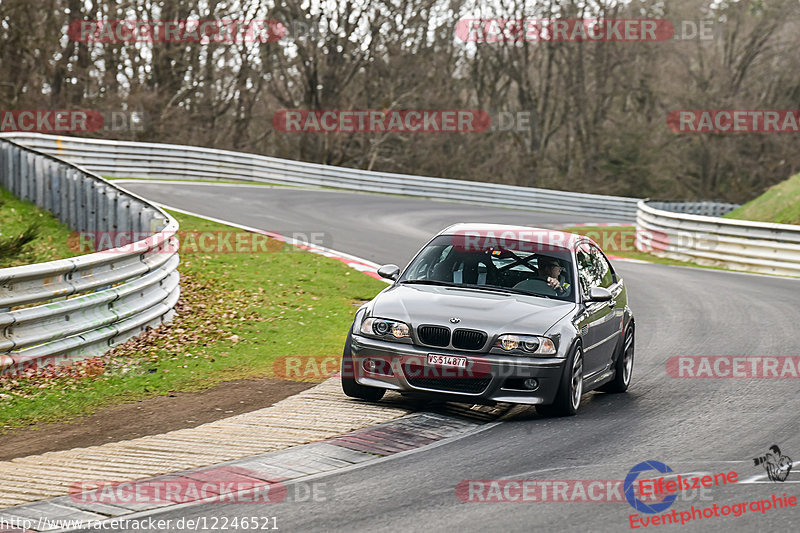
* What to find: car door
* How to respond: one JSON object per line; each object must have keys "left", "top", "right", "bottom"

{"left": 588, "top": 244, "right": 624, "bottom": 371}
{"left": 575, "top": 244, "right": 618, "bottom": 376}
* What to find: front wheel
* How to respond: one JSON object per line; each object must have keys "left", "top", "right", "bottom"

{"left": 598, "top": 324, "right": 634, "bottom": 393}
{"left": 341, "top": 331, "right": 385, "bottom": 402}
{"left": 536, "top": 343, "right": 583, "bottom": 417}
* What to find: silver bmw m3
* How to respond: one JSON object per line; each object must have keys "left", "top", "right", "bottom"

{"left": 341, "top": 223, "right": 635, "bottom": 416}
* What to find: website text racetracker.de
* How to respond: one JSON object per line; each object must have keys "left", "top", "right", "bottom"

{"left": 1, "top": 516, "right": 279, "bottom": 531}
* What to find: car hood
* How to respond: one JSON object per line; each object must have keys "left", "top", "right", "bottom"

{"left": 370, "top": 284, "right": 576, "bottom": 335}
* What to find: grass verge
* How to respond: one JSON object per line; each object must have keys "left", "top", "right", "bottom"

{"left": 0, "top": 210, "right": 386, "bottom": 430}
{"left": 0, "top": 187, "right": 79, "bottom": 267}
{"left": 724, "top": 173, "right": 800, "bottom": 225}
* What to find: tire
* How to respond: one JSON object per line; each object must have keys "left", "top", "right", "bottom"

{"left": 598, "top": 324, "right": 634, "bottom": 393}
{"left": 536, "top": 343, "right": 584, "bottom": 417}
{"left": 341, "top": 330, "right": 386, "bottom": 402}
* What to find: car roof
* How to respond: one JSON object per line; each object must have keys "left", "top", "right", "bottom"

{"left": 438, "top": 223, "right": 597, "bottom": 251}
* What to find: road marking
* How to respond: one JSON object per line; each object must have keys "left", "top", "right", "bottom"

{"left": 501, "top": 460, "right": 750, "bottom": 480}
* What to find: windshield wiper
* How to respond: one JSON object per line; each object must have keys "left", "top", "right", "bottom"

{"left": 400, "top": 280, "right": 557, "bottom": 299}
{"left": 457, "top": 284, "right": 555, "bottom": 299}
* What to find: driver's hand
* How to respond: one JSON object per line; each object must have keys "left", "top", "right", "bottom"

{"left": 547, "top": 276, "right": 561, "bottom": 290}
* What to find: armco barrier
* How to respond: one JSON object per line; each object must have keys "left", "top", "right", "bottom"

{"left": 0, "top": 138, "right": 180, "bottom": 375}
{"left": 1, "top": 133, "right": 641, "bottom": 220}
{"left": 636, "top": 200, "right": 800, "bottom": 277}
{"left": 6, "top": 133, "right": 793, "bottom": 279}
{"left": 648, "top": 201, "right": 740, "bottom": 218}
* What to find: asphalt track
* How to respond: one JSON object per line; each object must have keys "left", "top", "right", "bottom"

{"left": 113, "top": 182, "right": 800, "bottom": 532}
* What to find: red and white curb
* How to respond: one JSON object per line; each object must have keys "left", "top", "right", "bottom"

{"left": 0, "top": 412, "right": 495, "bottom": 532}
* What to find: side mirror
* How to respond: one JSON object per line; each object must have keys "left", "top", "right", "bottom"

{"left": 377, "top": 264, "right": 401, "bottom": 281}
{"left": 588, "top": 286, "right": 613, "bottom": 302}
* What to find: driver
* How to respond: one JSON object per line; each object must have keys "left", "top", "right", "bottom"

{"left": 538, "top": 258, "right": 570, "bottom": 295}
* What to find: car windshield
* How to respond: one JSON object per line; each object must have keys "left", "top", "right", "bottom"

{"left": 398, "top": 234, "right": 575, "bottom": 301}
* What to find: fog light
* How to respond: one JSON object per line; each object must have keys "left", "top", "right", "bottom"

{"left": 363, "top": 359, "right": 377, "bottom": 372}
{"left": 523, "top": 378, "right": 539, "bottom": 390}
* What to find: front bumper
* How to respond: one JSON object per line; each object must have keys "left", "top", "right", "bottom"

{"left": 350, "top": 334, "right": 567, "bottom": 405}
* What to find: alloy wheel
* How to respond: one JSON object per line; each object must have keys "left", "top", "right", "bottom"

{"left": 571, "top": 350, "right": 583, "bottom": 410}
{"left": 622, "top": 329, "right": 634, "bottom": 385}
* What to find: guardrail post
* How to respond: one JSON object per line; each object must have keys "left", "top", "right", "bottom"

{"left": 79, "top": 176, "right": 90, "bottom": 232}
{"left": 19, "top": 150, "right": 29, "bottom": 201}
{"left": 66, "top": 169, "right": 77, "bottom": 229}
{"left": 117, "top": 195, "right": 130, "bottom": 233}
{"left": 53, "top": 165, "right": 65, "bottom": 221}
{"left": 9, "top": 145, "right": 20, "bottom": 196}
{"left": 45, "top": 160, "right": 55, "bottom": 214}
{"left": 34, "top": 157, "right": 45, "bottom": 207}
{"left": 98, "top": 184, "right": 109, "bottom": 236}
{"left": 130, "top": 202, "right": 144, "bottom": 234}
{"left": 0, "top": 143, "right": 7, "bottom": 190}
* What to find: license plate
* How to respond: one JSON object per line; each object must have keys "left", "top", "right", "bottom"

{"left": 427, "top": 354, "right": 467, "bottom": 368}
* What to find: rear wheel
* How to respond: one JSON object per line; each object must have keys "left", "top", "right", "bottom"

{"left": 536, "top": 343, "right": 583, "bottom": 417}
{"left": 341, "top": 331, "right": 385, "bottom": 402}
{"left": 598, "top": 324, "right": 634, "bottom": 393}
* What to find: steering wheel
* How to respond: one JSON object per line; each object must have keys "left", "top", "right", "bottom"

{"left": 513, "top": 278, "right": 558, "bottom": 296}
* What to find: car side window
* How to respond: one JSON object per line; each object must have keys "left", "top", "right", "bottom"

{"left": 590, "top": 246, "right": 616, "bottom": 288}
{"left": 576, "top": 248, "right": 597, "bottom": 298}
{"left": 407, "top": 244, "right": 452, "bottom": 279}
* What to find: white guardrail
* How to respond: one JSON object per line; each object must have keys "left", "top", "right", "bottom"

{"left": 0, "top": 133, "right": 641, "bottom": 220}
{"left": 636, "top": 200, "right": 800, "bottom": 277}
{"left": 0, "top": 137, "right": 180, "bottom": 375}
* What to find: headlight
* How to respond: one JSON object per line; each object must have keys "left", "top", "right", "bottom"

{"left": 495, "top": 334, "right": 557, "bottom": 355}
{"left": 360, "top": 317, "right": 410, "bottom": 339}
